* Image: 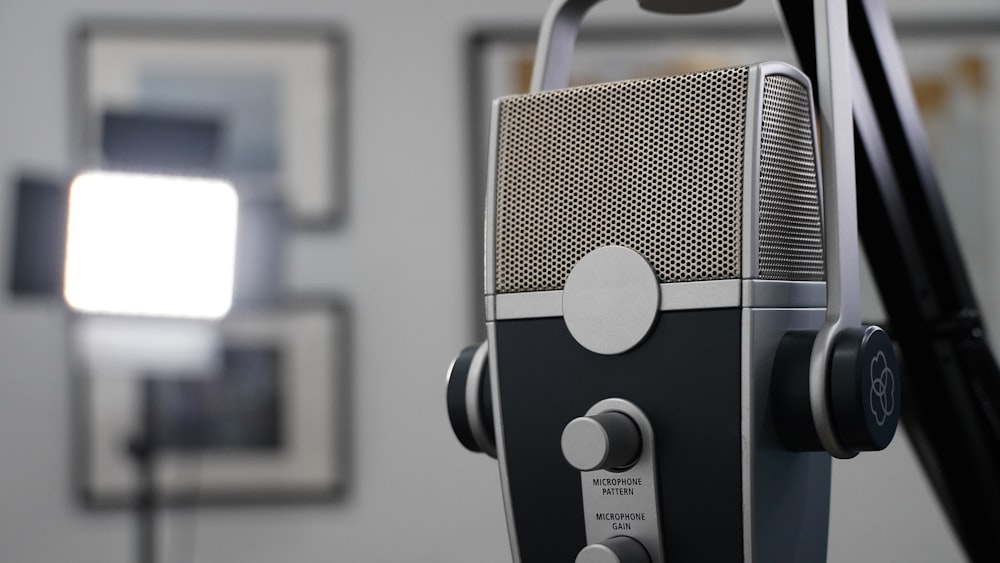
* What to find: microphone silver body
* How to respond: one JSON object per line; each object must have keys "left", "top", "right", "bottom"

{"left": 484, "top": 62, "right": 831, "bottom": 562}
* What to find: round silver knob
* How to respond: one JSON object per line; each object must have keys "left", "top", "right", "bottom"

{"left": 561, "top": 411, "right": 642, "bottom": 471}
{"left": 576, "top": 536, "right": 651, "bottom": 563}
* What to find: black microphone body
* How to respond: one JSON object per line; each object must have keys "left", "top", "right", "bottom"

{"left": 491, "top": 311, "right": 831, "bottom": 562}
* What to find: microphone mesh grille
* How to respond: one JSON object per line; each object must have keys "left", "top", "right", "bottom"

{"left": 758, "top": 76, "right": 824, "bottom": 281}
{"left": 494, "top": 66, "right": 749, "bottom": 294}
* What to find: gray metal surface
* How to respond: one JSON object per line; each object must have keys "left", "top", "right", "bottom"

{"left": 485, "top": 99, "right": 502, "bottom": 296}
{"left": 484, "top": 294, "right": 496, "bottom": 322}
{"left": 742, "top": 280, "right": 826, "bottom": 309}
{"left": 464, "top": 341, "right": 496, "bottom": 457}
{"left": 529, "top": 0, "right": 602, "bottom": 93}
{"left": 659, "top": 280, "right": 741, "bottom": 311}
{"left": 562, "top": 246, "right": 660, "bottom": 355}
{"left": 809, "top": 0, "right": 861, "bottom": 460}
{"left": 742, "top": 64, "right": 765, "bottom": 281}
{"left": 577, "top": 399, "right": 664, "bottom": 563}
{"left": 742, "top": 307, "right": 831, "bottom": 562}
{"left": 495, "top": 281, "right": 740, "bottom": 320}
{"left": 493, "top": 280, "right": 823, "bottom": 320}
{"left": 485, "top": 321, "right": 523, "bottom": 562}
{"left": 529, "top": 0, "right": 743, "bottom": 92}
{"left": 495, "top": 291, "right": 563, "bottom": 320}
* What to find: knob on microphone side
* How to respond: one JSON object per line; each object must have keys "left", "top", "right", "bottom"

{"left": 446, "top": 341, "right": 496, "bottom": 457}
{"left": 771, "top": 326, "right": 900, "bottom": 454}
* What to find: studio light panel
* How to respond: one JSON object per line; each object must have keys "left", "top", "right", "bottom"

{"left": 63, "top": 171, "right": 239, "bottom": 319}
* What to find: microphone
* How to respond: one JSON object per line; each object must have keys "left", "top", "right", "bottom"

{"left": 446, "top": 1, "right": 900, "bottom": 561}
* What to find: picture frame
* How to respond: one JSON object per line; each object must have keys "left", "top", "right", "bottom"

{"left": 71, "top": 298, "right": 351, "bottom": 507}
{"left": 463, "top": 19, "right": 1000, "bottom": 337}
{"left": 72, "top": 20, "right": 348, "bottom": 229}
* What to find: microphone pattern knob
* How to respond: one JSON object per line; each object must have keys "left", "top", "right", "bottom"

{"left": 562, "top": 411, "right": 642, "bottom": 472}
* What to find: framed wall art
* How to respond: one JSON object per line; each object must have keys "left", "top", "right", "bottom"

{"left": 72, "top": 20, "right": 348, "bottom": 228}
{"left": 71, "top": 298, "right": 351, "bottom": 507}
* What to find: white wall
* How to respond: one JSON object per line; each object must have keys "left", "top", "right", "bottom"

{"left": 0, "top": 0, "right": 995, "bottom": 562}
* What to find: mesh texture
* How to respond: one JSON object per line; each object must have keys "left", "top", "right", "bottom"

{"left": 757, "top": 76, "right": 825, "bottom": 281}
{"left": 494, "top": 66, "right": 749, "bottom": 293}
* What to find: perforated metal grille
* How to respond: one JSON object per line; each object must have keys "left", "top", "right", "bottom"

{"left": 758, "top": 76, "right": 825, "bottom": 281}
{"left": 493, "top": 66, "right": 749, "bottom": 294}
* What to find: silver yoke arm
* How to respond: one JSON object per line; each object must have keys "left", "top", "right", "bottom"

{"left": 528, "top": 0, "right": 860, "bottom": 459}
{"left": 529, "top": 0, "right": 601, "bottom": 93}
{"left": 808, "top": 0, "right": 860, "bottom": 460}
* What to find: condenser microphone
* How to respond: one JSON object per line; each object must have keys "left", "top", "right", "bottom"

{"left": 446, "top": 0, "right": 901, "bottom": 562}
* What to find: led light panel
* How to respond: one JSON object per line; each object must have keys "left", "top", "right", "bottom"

{"left": 64, "top": 171, "right": 239, "bottom": 319}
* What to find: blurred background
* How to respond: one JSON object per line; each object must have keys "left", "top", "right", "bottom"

{"left": 0, "top": 0, "right": 997, "bottom": 562}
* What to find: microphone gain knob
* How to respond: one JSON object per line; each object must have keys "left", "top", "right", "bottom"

{"left": 576, "top": 536, "right": 651, "bottom": 563}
